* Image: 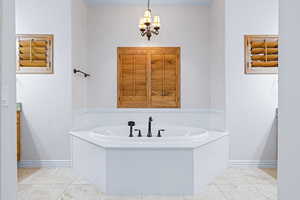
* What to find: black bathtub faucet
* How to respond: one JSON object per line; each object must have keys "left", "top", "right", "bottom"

{"left": 135, "top": 129, "right": 142, "bottom": 137}
{"left": 147, "top": 116, "right": 153, "bottom": 137}
{"left": 128, "top": 121, "right": 135, "bottom": 137}
{"left": 157, "top": 129, "right": 165, "bottom": 137}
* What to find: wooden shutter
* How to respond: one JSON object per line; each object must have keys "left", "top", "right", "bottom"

{"left": 150, "top": 48, "right": 180, "bottom": 108}
{"left": 118, "top": 49, "right": 148, "bottom": 108}
{"left": 16, "top": 34, "right": 53, "bottom": 74}
{"left": 245, "top": 35, "right": 279, "bottom": 74}
{"left": 118, "top": 47, "right": 180, "bottom": 108}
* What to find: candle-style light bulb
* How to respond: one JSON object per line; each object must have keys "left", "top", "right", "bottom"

{"left": 139, "top": 18, "right": 146, "bottom": 30}
{"left": 143, "top": 16, "right": 151, "bottom": 26}
{"left": 154, "top": 16, "right": 160, "bottom": 27}
{"left": 139, "top": 18, "right": 144, "bottom": 26}
{"left": 143, "top": 9, "right": 152, "bottom": 26}
{"left": 144, "top": 9, "right": 151, "bottom": 18}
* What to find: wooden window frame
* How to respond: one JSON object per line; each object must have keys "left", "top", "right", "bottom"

{"left": 117, "top": 47, "right": 181, "bottom": 108}
{"left": 16, "top": 34, "right": 54, "bottom": 74}
{"left": 244, "top": 35, "right": 279, "bottom": 74}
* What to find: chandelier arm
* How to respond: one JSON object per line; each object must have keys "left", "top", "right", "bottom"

{"left": 151, "top": 30, "right": 159, "bottom": 35}
{"left": 141, "top": 31, "right": 147, "bottom": 37}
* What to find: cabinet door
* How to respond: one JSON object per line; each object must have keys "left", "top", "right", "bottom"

{"left": 118, "top": 53, "right": 148, "bottom": 108}
{"left": 150, "top": 51, "right": 180, "bottom": 108}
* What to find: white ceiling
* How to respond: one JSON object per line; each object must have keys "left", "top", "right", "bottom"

{"left": 84, "top": 0, "right": 212, "bottom": 6}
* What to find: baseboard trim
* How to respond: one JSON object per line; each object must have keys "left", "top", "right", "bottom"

{"left": 230, "top": 160, "right": 277, "bottom": 168}
{"left": 18, "top": 160, "right": 277, "bottom": 168}
{"left": 18, "top": 160, "right": 72, "bottom": 168}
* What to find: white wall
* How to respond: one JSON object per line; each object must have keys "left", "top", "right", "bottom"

{"left": 278, "top": 0, "right": 300, "bottom": 199}
{"left": 208, "top": 0, "right": 226, "bottom": 130}
{"left": 72, "top": 0, "right": 88, "bottom": 110}
{"left": 14, "top": 0, "right": 280, "bottom": 166}
{"left": 209, "top": 0, "right": 225, "bottom": 110}
{"left": 225, "top": 0, "right": 279, "bottom": 162}
{"left": 0, "top": 0, "right": 17, "bottom": 198}
{"left": 86, "top": 5, "right": 210, "bottom": 108}
{"left": 16, "top": 0, "right": 72, "bottom": 161}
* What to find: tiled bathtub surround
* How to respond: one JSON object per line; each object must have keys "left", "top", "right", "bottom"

{"left": 17, "top": 168, "right": 277, "bottom": 200}
{"left": 72, "top": 109, "right": 225, "bottom": 131}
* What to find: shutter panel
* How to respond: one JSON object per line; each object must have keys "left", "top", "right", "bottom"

{"left": 19, "top": 40, "right": 48, "bottom": 67}
{"left": 245, "top": 35, "right": 279, "bottom": 74}
{"left": 118, "top": 47, "right": 180, "bottom": 108}
{"left": 150, "top": 53, "right": 179, "bottom": 108}
{"left": 118, "top": 52, "right": 148, "bottom": 108}
{"left": 16, "top": 34, "right": 53, "bottom": 74}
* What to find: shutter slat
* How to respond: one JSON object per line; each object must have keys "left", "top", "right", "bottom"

{"left": 19, "top": 53, "right": 47, "bottom": 60}
{"left": 20, "top": 60, "right": 48, "bottom": 67}
{"left": 251, "top": 41, "right": 278, "bottom": 48}
{"left": 19, "top": 40, "right": 48, "bottom": 47}
{"left": 251, "top": 61, "right": 278, "bottom": 67}
{"left": 251, "top": 48, "right": 278, "bottom": 55}
{"left": 251, "top": 55, "right": 278, "bottom": 61}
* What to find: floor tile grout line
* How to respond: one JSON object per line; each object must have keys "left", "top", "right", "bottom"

{"left": 56, "top": 180, "right": 81, "bottom": 200}
{"left": 215, "top": 184, "right": 231, "bottom": 200}
{"left": 254, "top": 184, "right": 277, "bottom": 200}
{"left": 57, "top": 174, "right": 84, "bottom": 200}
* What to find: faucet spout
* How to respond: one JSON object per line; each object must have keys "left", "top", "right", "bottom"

{"left": 147, "top": 116, "right": 153, "bottom": 137}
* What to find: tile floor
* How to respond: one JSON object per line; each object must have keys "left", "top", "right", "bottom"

{"left": 18, "top": 167, "right": 277, "bottom": 200}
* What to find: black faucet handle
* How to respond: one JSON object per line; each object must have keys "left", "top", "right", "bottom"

{"left": 128, "top": 121, "right": 135, "bottom": 137}
{"left": 157, "top": 129, "right": 165, "bottom": 137}
{"left": 128, "top": 121, "right": 135, "bottom": 126}
{"left": 135, "top": 129, "right": 142, "bottom": 137}
{"left": 149, "top": 116, "right": 153, "bottom": 121}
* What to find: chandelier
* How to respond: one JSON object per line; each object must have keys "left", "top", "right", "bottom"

{"left": 139, "top": 0, "right": 160, "bottom": 41}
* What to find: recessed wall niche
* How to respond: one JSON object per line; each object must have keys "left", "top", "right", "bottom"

{"left": 16, "top": 34, "right": 53, "bottom": 74}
